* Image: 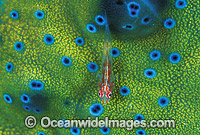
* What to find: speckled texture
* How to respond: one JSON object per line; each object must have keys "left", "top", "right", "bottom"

{"left": 0, "top": 0, "right": 199, "bottom": 134}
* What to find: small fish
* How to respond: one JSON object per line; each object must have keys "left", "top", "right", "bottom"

{"left": 98, "top": 14, "right": 114, "bottom": 104}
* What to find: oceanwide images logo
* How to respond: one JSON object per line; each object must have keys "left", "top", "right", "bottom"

{"left": 25, "top": 116, "right": 175, "bottom": 130}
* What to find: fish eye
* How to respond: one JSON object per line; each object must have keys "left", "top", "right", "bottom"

{"left": 99, "top": 93, "right": 101, "bottom": 96}
{"left": 109, "top": 93, "right": 112, "bottom": 96}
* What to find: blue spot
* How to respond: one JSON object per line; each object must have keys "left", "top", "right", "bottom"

{"left": 35, "top": 10, "right": 45, "bottom": 19}
{"left": 44, "top": 34, "right": 54, "bottom": 45}
{"left": 127, "top": 1, "right": 140, "bottom": 11}
{"left": 10, "top": 10, "right": 18, "bottom": 19}
{"left": 169, "top": 52, "right": 181, "bottom": 64}
{"left": 75, "top": 37, "right": 84, "bottom": 46}
{"left": 14, "top": 41, "right": 23, "bottom": 51}
{"left": 23, "top": 105, "right": 31, "bottom": 111}
{"left": 20, "top": 94, "right": 30, "bottom": 103}
{"left": 175, "top": 0, "right": 187, "bottom": 9}
{"left": 60, "top": 119, "right": 68, "bottom": 128}
{"left": 136, "top": 129, "right": 146, "bottom": 135}
{"left": 100, "top": 127, "right": 110, "bottom": 134}
{"left": 134, "top": 114, "right": 145, "bottom": 121}
{"left": 5, "top": 63, "right": 13, "bottom": 72}
{"left": 89, "top": 103, "right": 103, "bottom": 116}
{"left": 122, "top": 24, "right": 134, "bottom": 30}
{"left": 95, "top": 15, "right": 105, "bottom": 25}
{"left": 150, "top": 50, "right": 161, "bottom": 60}
{"left": 61, "top": 56, "right": 72, "bottom": 66}
{"left": 87, "top": 62, "right": 98, "bottom": 72}
{"left": 141, "top": 16, "right": 152, "bottom": 24}
{"left": 144, "top": 69, "right": 156, "bottom": 78}
{"left": 129, "top": 10, "right": 139, "bottom": 18}
{"left": 33, "top": 108, "right": 42, "bottom": 113}
{"left": 29, "top": 80, "right": 44, "bottom": 90}
{"left": 70, "top": 127, "right": 80, "bottom": 135}
{"left": 158, "top": 97, "right": 169, "bottom": 107}
{"left": 110, "top": 48, "right": 120, "bottom": 57}
{"left": 38, "top": 132, "right": 46, "bottom": 135}
{"left": 86, "top": 24, "right": 97, "bottom": 33}
{"left": 64, "top": 100, "right": 71, "bottom": 106}
{"left": 3, "top": 94, "right": 12, "bottom": 104}
{"left": 119, "top": 86, "right": 130, "bottom": 96}
{"left": 164, "top": 18, "right": 176, "bottom": 29}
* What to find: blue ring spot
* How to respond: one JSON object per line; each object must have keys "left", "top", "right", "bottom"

{"left": 44, "top": 34, "right": 54, "bottom": 45}
{"left": 110, "top": 48, "right": 120, "bottom": 57}
{"left": 144, "top": 69, "right": 156, "bottom": 78}
{"left": 75, "top": 37, "right": 84, "bottom": 46}
{"left": 34, "top": 108, "right": 42, "bottom": 113}
{"left": 136, "top": 129, "right": 146, "bottom": 135}
{"left": 164, "top": 18, "right": 176, "bottom": 29}
{"left": 3, "top": 94, "right": 12, "bottom": 104}
{"left": 87, "top": 62, "right": 98, "bottom": 72}
{"left": 158, "top": 97, "right": 169, "bottom": 107}
{"left": 10, "top": 10, "right": 19, "bottom": 19}
{"left": 95, "top": 15, "right": 105, "bottom": 25}
{"left": 129, "top": 10, "right": 139, "bottom": 18}
{"left": 86, "top": 24, "right": 97, "bottom": 33}
{"left": 122, "top": 24, "right": 134, "bottom": 30}
{"left": 120, "top": 86, "right": 130, "bottom": 96}
{"left": 14, "top": 41, "right": 23, "bottom": 51}
{"left": 35, "top": 10, "right": 45, "bottom": 19}
{"left": 70, "top": 127, "right": 80, "bottom": 135}
{"left": 89, "top": 103, "right": 103, "bottom": 116}
{"left": 134, "top": 114, "right": 145, "bottom": 121}
{"left": 29, "top": 80, "right": 44, "bottom": 90}
{"left": 20, "top": 94, "right": 30, "bottom": 103}
{"left": 100, "top": 127, "right": 110, "bottom": 134}
{"left": 61, "top": 56, "right": 72, "bottom": 66}
{"left": 150, "top": 50, "right": 161, "bottom": 60}
{"left": 175, "top": 0, "right": 187, "bottom": 9}
{"left": 169, "top": 52, "right": 181, "bottom": 64}
{"left": 5, "top": 63, "right": 13, "bottom": 72}
{"left": 127, "top": 2, "right": 140, "bottom": 11}
{"left": 38, "top": 132, "right": 46, "bottom": 135}
{"left": 23, "top": 105, "right": 31, "bottom": 111}
{"left": 141, "top": 16, "right": 152, "bottom": 24}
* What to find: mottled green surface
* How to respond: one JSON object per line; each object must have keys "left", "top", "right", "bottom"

{"left": 0, "top": 0, "right": 199, "bottom": 135}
